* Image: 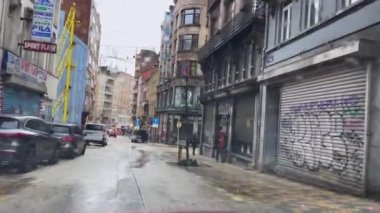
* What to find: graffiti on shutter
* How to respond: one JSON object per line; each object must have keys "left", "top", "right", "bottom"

{"left": 278, "top": 67, "right": 367, "bottom": 192}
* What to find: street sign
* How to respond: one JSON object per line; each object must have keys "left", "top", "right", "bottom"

{"left": 152, "top": 117, "right": 159, "bottom": 128}
{"left": 135, "top": 118, "right": 141, "bottom": 129}
{"left": 31, "top": 0, "right": 55, "bottom": 42}
{"left": 24, "top": 40, "right": 57, "bottom": 53}
{"left": 176, "top": 120, "right": 182, "bottom": 129}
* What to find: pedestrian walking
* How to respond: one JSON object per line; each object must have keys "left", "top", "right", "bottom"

{"left": 215, "top": 126, "right": 227, "bottom": 163}
{"left": 191, "top": 134, "right": 198, "bottom": 156}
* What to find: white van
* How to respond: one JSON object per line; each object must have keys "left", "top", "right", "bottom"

{"left": 83, "top": 123, "right": 108, "bottom": 146}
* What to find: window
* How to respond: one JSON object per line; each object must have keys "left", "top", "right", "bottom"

{"left": 73, "top": 126, "right": 83, "bottom": 135}
{"left": 225, "top": 59, "right": 232, "bottom": 85}
{"left": 341, "top": 0, "right": 361, "bottom": 8}
{"left": 0, "top": 117, "right": 19, "bottom": 129}
{"left": 279, "top": 2, "right": 292, "bottom": 42}
{"left": 179, "top": 34, "right": 199, "bottom": 51}
{"left": 241, "top": 45, "right": 248, "bottom": 80}
{"left": 210, "top": 17, "right": 218, "bottom": 35}
{"left": 25, "top": 119, "right": 40, "bottom": 131}
{"left": 174, "top": 87, "right": 186, "bottom": 107}
{"left": 177, "top": 61, "right": 197, "bottom": 77}
{"left": 52, "top": 125, "right": 70, "bottom": 134}
{"left": 249, "top": 43, "right": 256, "bottom": 77}
{"left": 234, "top": 52, "right": 241, "bottom": 83}
{"left": 85, "top": 124, "right": 104, "bottom": 131}
{"left": 181, "top": 8, "right": 200, "bottom": 26}
{"left": 304, "top": 0, "right": 320, "bottom": 29}
{"left": 26, "top": 119, "right": 50, "bottom": 133}
{"left": 225, "top": 0, "right": 236, "bottom": 22}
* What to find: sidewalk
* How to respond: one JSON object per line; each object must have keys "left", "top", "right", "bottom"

{"left": 158, "top": 144, "right": 380, "bottom": 212}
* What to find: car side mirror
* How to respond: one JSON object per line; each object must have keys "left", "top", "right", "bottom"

{"left": 49, "top": 129, "right": 54, "bottom": 134}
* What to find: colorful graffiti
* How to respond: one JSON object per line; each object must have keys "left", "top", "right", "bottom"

{"left": 279, "top": 95, "right": 365, "bottom": 183}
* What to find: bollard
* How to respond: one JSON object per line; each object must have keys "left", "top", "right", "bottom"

{"left": 178, "top": 145, "right": 183, "bottom": 163}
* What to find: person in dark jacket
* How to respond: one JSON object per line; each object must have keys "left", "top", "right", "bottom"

{"left": 191, "top": 134, "right": 199, "bottom": 156}
{"left": 216, "top": 126, "right": 227, "bottom": 163}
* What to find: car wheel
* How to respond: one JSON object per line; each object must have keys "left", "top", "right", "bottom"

{"left": 48, "top": 146, "right": 60, "bottom": 164}
{"left": 20, "top": 147, "right": 36, "bottom": 173}
{"left": 81, "top": 144, "right": 87, "bottom": 155}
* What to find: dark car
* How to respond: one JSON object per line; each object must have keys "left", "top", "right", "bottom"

{"left": 50, "top": 123, "right": 87, "bottom": 158}
{"left": 130, "top": 130, "right": 149, "bottom": 143}
{"left": 0, "top": 115, "right": 60, "bottom": 172}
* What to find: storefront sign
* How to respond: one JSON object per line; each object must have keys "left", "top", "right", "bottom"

{"left": 2, "top": 51, "right": 48, "bottom": 84}
{"left": 218, "top": 103, "right": 232, "bottom": 116}
{"left": 31, "top": 0, "right": 55, "bottom": 42}
{"left": 24, "top": 40, "right": 57, "bottom": 53}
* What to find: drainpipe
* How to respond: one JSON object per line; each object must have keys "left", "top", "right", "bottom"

{"left": 363, "top": 60, "right": 374, "bottom": 196}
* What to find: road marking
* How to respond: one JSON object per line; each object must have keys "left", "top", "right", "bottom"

{"left": 230, "top": 195, "right": 245, "bottom": 202}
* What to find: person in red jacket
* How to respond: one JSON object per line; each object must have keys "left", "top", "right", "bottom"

{"left": 216, "top": 126, "right": 227, "bottom": 163}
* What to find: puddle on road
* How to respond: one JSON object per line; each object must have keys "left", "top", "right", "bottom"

{"left": 0, "top": 177, "right": 34, "bottom": 196}
{"left": 130, "top": 150, "right": 149, "bottom": 168}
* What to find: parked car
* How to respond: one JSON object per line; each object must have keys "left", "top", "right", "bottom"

{"left": 50, "top": 123, "right": 87, "bottom": 158}
{"left": 0, "top": 115, "right": 60, "bottom": 172}
{"left": 130, "top": 130, "right": 149, "bottom": 143}
{"left": 83, "top": 123, "right": 108, "bottom": 146}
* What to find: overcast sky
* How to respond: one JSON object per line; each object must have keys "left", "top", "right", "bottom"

{"left": 94, "top": 0, "right": 173, "bottom": 74}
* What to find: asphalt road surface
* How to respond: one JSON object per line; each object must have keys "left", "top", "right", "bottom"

{"left": 0, "top": 137, "right": 264, "bottom": 213}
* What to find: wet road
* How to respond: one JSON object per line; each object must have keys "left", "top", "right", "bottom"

{"left": 0, "top": 137, "right": 262, "bottom": 213}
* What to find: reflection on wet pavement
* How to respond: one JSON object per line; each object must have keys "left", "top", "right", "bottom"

{"left": 0, "top": 138, "right": 263, "bottom": 213}
{"left": 0, "top": 177, "right": 34, "bottom": 197}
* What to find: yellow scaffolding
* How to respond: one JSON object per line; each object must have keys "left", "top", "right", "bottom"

{"left": 52, "top": 4, "right": 77, "bottom": 123}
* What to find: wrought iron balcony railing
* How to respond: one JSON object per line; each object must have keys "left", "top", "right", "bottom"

{"left": 199, "top": 0, "right": 265, "bottom": 60}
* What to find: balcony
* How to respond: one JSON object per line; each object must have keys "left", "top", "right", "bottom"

{"left": 156, "top": 104, "right": 201, "bottom": 115}
{"left": 208, "top": 0, "right": 219, "bottom": 11}
{"left": 199, "top": 0, "right": 265, "bottom": 61}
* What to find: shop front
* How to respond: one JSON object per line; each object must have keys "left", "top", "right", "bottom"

{"left": 231, "top": 94, "right": 255, "bottom": 162}
{"left": 201, "top": 99, "right": 234, "bottom": 158}
{"left": 0, "top": 50, "right": 47, "bottom": 116}
{"left": 276, "top": 64, "right": 368, "bottom": 194}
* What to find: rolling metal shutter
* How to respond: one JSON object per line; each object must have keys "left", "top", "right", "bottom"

{"left": 278, "top": 66, "right": 367, "bottom": 193}
{"left": 2, "top": 87, "right": 42, "bottom": 116}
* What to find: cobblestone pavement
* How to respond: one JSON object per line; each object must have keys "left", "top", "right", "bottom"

{"left": 157, "top": 144, "right": 380, "bottom": 213}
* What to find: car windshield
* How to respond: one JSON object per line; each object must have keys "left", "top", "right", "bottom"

{"left": 85, "top": 124, "right": 104, "bottom": 131}
{"left": 51, "top": 125, "right": 70, "bottom": 134}
{"left": 0, "top": 117, "right": 19, "bottom": 129}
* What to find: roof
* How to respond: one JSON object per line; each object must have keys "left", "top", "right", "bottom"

{"left": 0, "top": 114, "right": 42, "bottom": 121}
{"left": 49, "top": 123, "right": 79, "bottom": 127}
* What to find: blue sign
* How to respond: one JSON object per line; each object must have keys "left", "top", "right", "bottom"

{"left": 152, "top": 117, "right": 159, "bottom": 128}
{"left": 135, "top": 118, "right": 140, "bottom": 129}
{"left": 31, "top": 0, "right": 55, "bottom": 42}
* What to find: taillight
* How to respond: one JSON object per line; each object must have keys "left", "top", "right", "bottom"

{"left": 0, "top": 132, "right": 28, "bottom": 138}
{"left": 63, "top": 136, "right": 75, "bottom": 142}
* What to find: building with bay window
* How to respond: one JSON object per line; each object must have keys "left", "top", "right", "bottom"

{"left": 198, "top": 0, "right": 265, "bottom": 165}
{"left": 156, "top": 0, "right": 208, "bottom": 144}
